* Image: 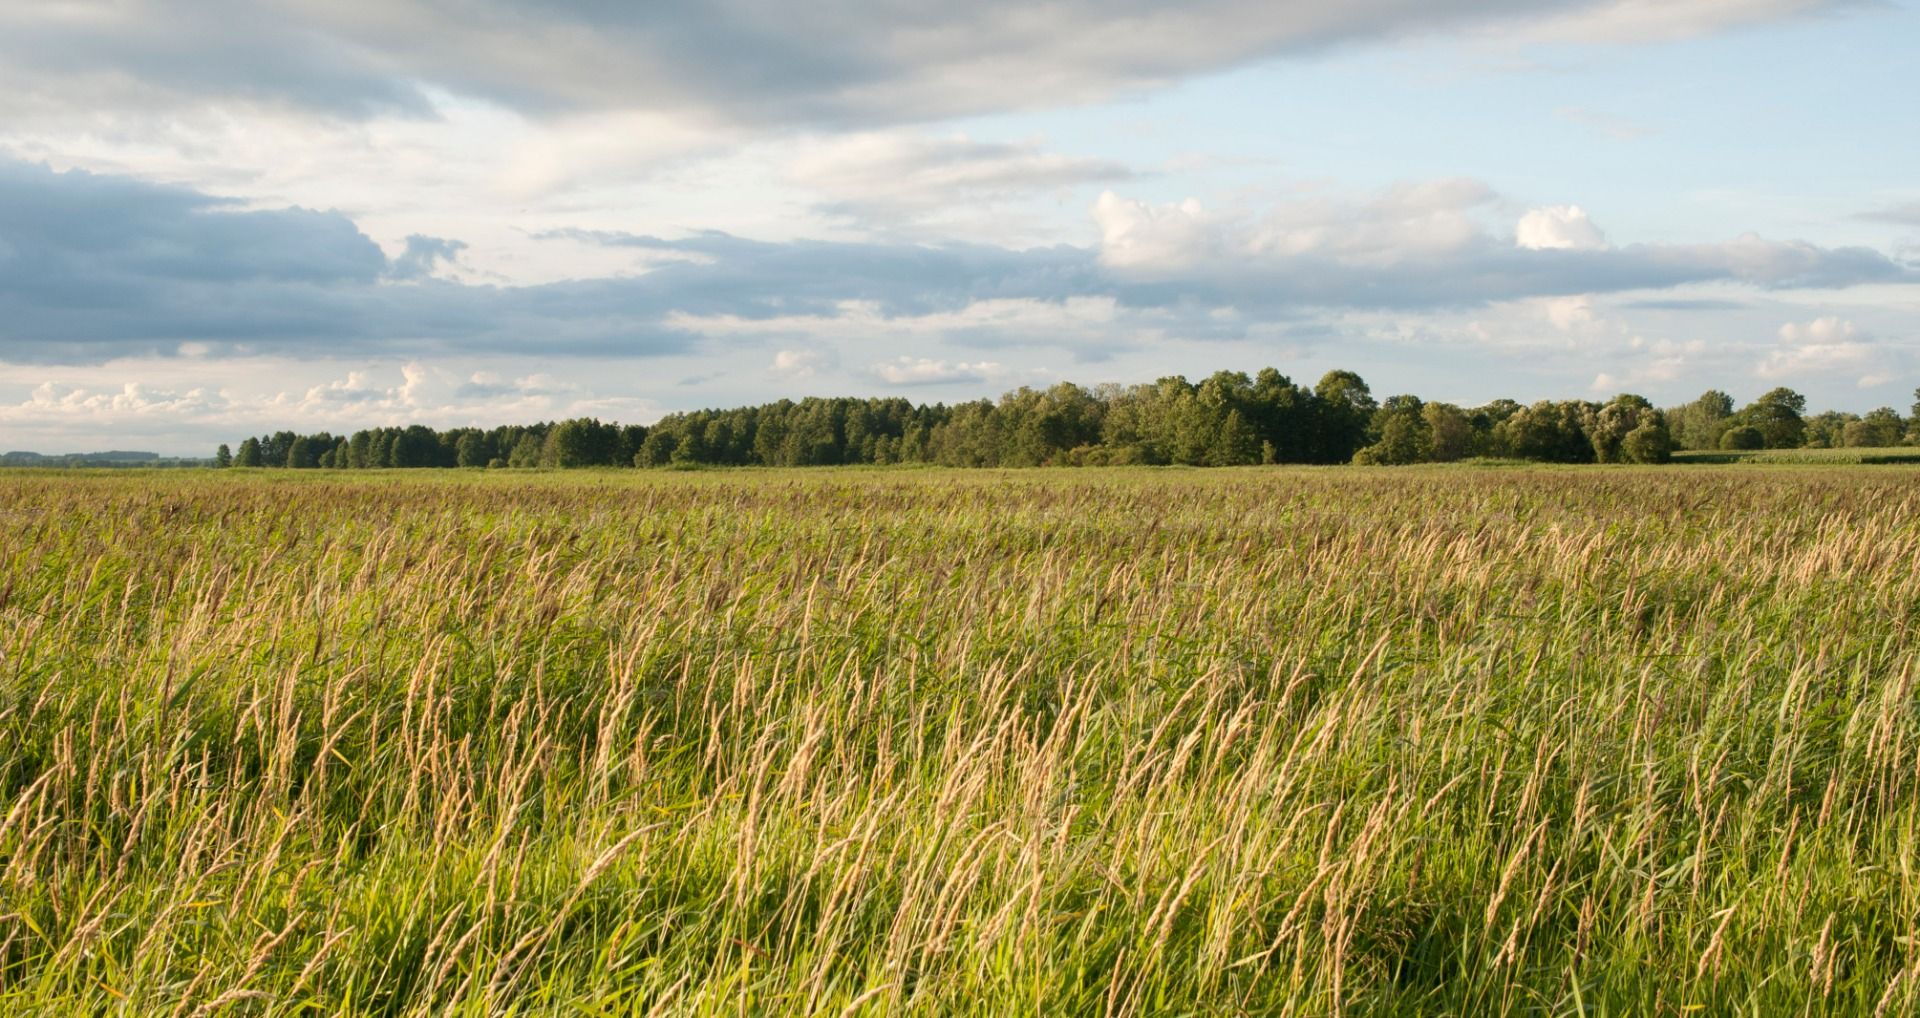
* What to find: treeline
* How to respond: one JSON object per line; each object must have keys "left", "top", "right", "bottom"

{"left": 1, "top": 450, "right": 209, "bottom": 469}
{"left": 217, "top": 370, "right": 1920, "bottom": 469}
{"left": 221, "top": 420, "right": 646, "bottom": 469}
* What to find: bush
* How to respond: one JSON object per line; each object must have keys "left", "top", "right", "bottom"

{"left": 1622, "top": 422, "right": 1672, "bottom": 464}
{"left": 1719, "top": 425, "right": 1765, "bottom": 451}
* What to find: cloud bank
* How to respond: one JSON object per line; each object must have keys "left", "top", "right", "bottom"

{"left": 0, "top": 1, "right": 1865, "bottom": 127}
{"left": 2, "top": 160, "right": 1911, "bottom": 367}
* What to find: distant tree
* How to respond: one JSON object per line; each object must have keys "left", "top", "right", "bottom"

{"left": 618, "top": 424, "right": 649, "bottom": 464}
{"left": 286, "top": 436, "right": 317, "bottom": 468}
{"left": 1668, "top": 390, "right": 1735, "bottom": 451}
{"left": 1355, "top": 395, "right": 1428, "bottom": 465}
{"left": 1587, "top": 394, "right": 1658, "bottom": 464}
{"left": 1495, "top": 401, "right": 1594, "bottom": 463}
{"left": 1312, "top": 370, "right": 1376, "bottom": 464}
{"left": 214, "top": 443, "right": 232, "bottom": 468}
{"left": 1843, "top": 407, "right": 1905, "bottom": 448}
{"left": 1422, "top": 403, "right": 1473, "bottom": 462}
{"left": 389, "top": 425, "right": 438, "bottom": 467}
{"left": 262, "top": 431, "right": 296, "bottom": 468}
{"left": 546, "top": 418, "right": 615, "bottom": 468}
{"left": 1738, "top": 387, "right": 1806, "bottom": 449}
{"left": 234, "top": 437, "right": 263, "bottom": 467}
{"left": 1801, "top": 410, "right": 1856, "bottom": 449}
{"left": 508, "top": 433, "right": 544, "bottom": 468}
{"left": 455, "top": 432, "right": 487, "bottom": 467}
{"left": 1621, "top": 420, "right": 1673, "bottom": 464}
{"left": 1719, "top": 425, "right": 1765, "bottom": 451}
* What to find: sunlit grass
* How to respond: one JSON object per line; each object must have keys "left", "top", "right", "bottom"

{"left": 1, "top": 466, "right": 1917, "bottom": 1015}
{"left": 1675, "top": 447, "right": 1920, "bottom": 465}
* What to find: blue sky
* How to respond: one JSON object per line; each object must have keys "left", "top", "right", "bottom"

{"left": 0, "top": 0, "right": 1914, "bottom": 453}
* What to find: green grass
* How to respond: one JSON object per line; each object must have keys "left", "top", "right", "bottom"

{"left": 1675, "top": 447, "right": 1920, "bottom": 465}
{"left": 2, "top": 466, "right": 1918, "bottom": 1015}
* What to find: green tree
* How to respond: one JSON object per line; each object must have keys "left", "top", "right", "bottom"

{"left": 1495, "top": 401, "right": 1593, "bottom": 463}
{"left": 286, "top": 436, "right": 317, "bottom": 468}
{"left": 1621, "top": 420, "right": 1673, "bottom": 464}
{"left": 508, "top": 433, "right": 544, "bottom": 468}
{"left": 1737, "top": 388, "right": 1806, "bottom": 449}
{"left": 1719, "top": 425, "right": 1765, "bottom": 451}
{"left": 1587, "top": 394, "right": 1656, "bottom": 464}
{"left": 1843, "top": 407, "right": 1905, "bottom": 448}
{"left": 455, "top": 432, "right": 487, "bottom": 467}
{"left": 214, "top": 444, "right": 232, "bottom": 468}
{"left": 1667, "top": 390, "right": 1735, "bottom": 450}
{"left": 1801, "top": 411, "right": 1856, "bottom": 449}
{"left": 1312, "top": 370, "right": 1376, "bottom": 464}
{"left": 234, "top": 437, "right": 263, "bottom": 467}
{"left": 1422, "top": 403, "right": 1473, "bottom": 462}
{"left": 1356, "top": 395, "right": 1428, "bottom": 465}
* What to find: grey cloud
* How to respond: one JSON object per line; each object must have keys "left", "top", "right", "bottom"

{"left": 0, "top": 161, "right": 697, "bottom": 361}
{"left": 3, "top": 161, "right": 1912, "bottom": 367}
{"left": 1619, "top": 298, "right": 1751, "bottom": 311}
{"left": 1855, "top": 202, "right": 1920, "bottom": 226}
{"left": 388, "top": 235, "right": 468, "bottom": 281}
{"left": 453, "top": 376, "right": 571, "bottom": 399}
{"left": 792, "top": 134, "right": 1135, "bottom": 229}
{"left": 0, "top": 1, "right": 1867, "bottom": 127}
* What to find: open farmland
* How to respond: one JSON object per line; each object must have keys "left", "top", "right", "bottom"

{"left": 2, "top": 467, "right": 1919, "bottom": 1015}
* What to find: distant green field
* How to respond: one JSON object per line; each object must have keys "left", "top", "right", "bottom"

{"left": 1676, "top": 446, "right": 1920, "bottom": 465}
{"left": 2, "top": 467, "right": 1918, "bottom": 1014}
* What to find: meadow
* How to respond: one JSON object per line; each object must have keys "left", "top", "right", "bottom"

{"left": 1, "top": 465, "right": 1917, "bottom": 1015}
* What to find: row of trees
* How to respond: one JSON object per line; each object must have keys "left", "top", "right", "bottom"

{"left": 216, "top": 374, "right": 1920, "bottom": 470}
{"left": 1665, "top": 388, "right": 1918, "bottom": 451}
{"left": 218, "top": 420, "right": 645, "bottom": 470}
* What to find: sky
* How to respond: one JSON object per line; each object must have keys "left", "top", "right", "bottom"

{"left": 1, "top": 0, "right": 1915, "bottom": 454}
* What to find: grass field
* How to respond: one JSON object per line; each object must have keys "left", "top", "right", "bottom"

{"left": 2, "top": 466, "right": 1918, "bottom": 1015}
{"left": 1674, "top": 447, "right": 1920, "bottom": 465}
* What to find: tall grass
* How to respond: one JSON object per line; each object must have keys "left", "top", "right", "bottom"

{"left": 1, "top": 467, "right": 1917, "bottom": 1015}
{"left": 1675, "top": 447, "right": 1920, "bottom": 465}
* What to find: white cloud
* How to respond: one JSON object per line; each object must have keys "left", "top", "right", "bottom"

{"left": 1091, "top": 192, "right": 1221, "bottom": 271}
{"left": 1515, "top": 0, "right": 1852, "bottom": 45}
{"left": 1545, "top": 295, "right": 1598, "bottom": 331}
{"left": 1758, "top": 316, "right": 1892, "bottom": 387}
{"left": 0, "top": 2, "right": 1860, "bottom": 131}
{"left": 770, "top": 348, "right": 835, "bottom": 378}
{"left": 671, "top": 296, "right": 1145, "bottom": 353}
{"left": 871, "top": 357, "right": 1005, "bottom": 386}
{"left": 792, "top": 132, "right": 1129, "bottom": 230}
{"left": 1777, "top": 315, "right": 1860, "bottom": 345}
{"left": 1094, "top": 179, "right": 1497, "bottom": 273}
{"left": 1516, "top": 206, "right": 1609, "bottom": 251}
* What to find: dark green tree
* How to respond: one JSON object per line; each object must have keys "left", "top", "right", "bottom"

{"left": 455, "top": 432, "right": 487, "bottom": 467}
{"left": 1843, "top": 407, "right": 1905, "bottom": 448}
{"left": 1312, "top": 370, "right": 1376, "bottom": 464}
{"left": 1621, "top": 420, "right": 1673, "bottom": 464}
{"left": 1738, "top": 388, "right": 1807, "bottom": 449}
{"left": 1587, "top": 394, "right": 1658, "bottom": 464}
{"left": 1667, "top": 390, "right": 1735, "bottom": 450}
